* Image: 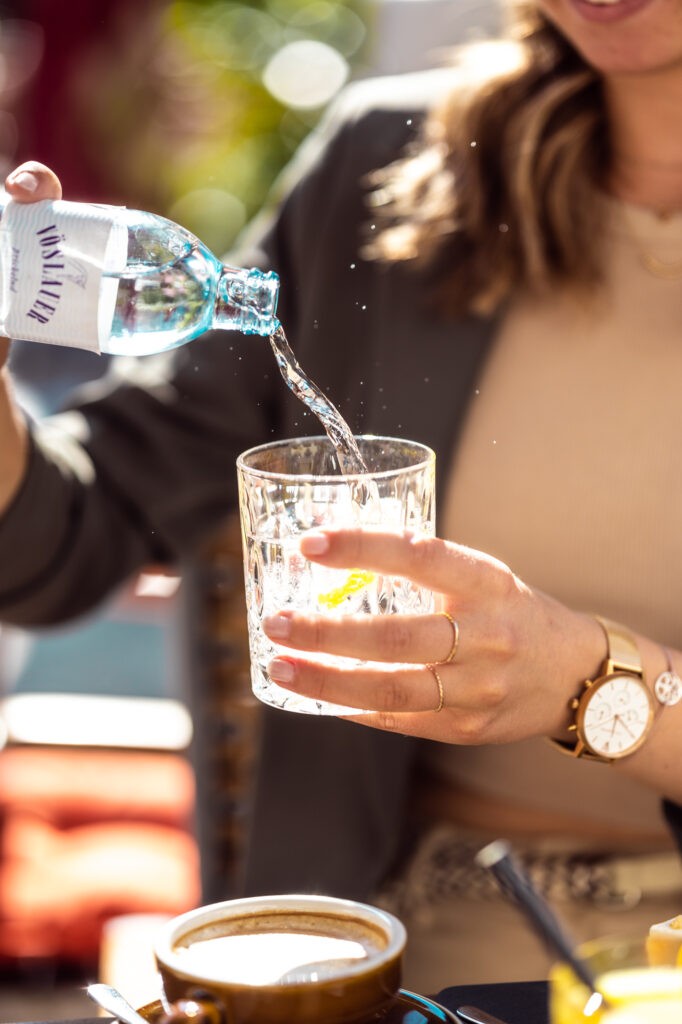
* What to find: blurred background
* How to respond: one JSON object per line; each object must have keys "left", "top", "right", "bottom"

{"left": 0, "top": 0, "right": 499, "bottom": 256}
{"left": 0, "top": 1, "right": 500, "bottom": 1020}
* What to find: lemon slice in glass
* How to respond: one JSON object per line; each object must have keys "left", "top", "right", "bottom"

{"left": 317, "top": 571, "right": 375, "bottom": 609}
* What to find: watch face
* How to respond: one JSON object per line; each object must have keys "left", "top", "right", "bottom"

{"left": 579, "top": 673, "right": 654, "bottom": 759}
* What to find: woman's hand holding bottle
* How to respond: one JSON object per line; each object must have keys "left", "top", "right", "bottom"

{"left": 1, "top": 161, "right": 62, "bottom": 367}
{"left": 0, "top": 162, "right": 61, "bottom": 512}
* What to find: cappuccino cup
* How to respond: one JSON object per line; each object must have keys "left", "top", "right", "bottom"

{"left": 154, "top": 895, "right": 406, "bottom": 1024}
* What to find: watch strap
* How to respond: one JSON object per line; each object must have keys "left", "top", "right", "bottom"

{"left": 596, "top": 616, "right": 641, "bottom": 677}
{"left": 549, "top": 723, "right": 613, "bottom": 764}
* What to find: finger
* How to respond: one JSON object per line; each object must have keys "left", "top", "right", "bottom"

{"left": 267, "top": 656, "right": 448, "bottom": 713}
{"left": 5, "top": 161, "right": 62, "bottom": 202}
{"left": 262, "top": 611, "right": 459, "bottom": 666}
{"left": 299, "top": 528, "right": 512, "bottom": 596}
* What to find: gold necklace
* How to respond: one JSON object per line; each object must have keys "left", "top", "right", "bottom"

{"left": 637, "top": 208, "right": 682, "bottom": 280}
{"left": 639, "top": 250, "right": 682, "bottom": 280}
{"left": 608, "top": 188, "right": 682, "bottom": 279}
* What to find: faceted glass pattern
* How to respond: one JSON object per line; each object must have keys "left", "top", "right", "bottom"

{"left": 237, "top": 436, "right": 436, "bottom": 714}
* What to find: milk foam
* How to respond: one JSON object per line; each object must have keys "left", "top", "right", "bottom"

{"left": 175, "top": 931, "right": 369, "bottom": 985}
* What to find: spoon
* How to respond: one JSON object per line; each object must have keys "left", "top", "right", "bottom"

{"left": 475, "top": 840, "right": 606, "bottom": 1017}
{"left": 456, "top": 1006, "right": 512, "bottom": 1024}
{"left": 86, "top": 982, "right": 151, "bottom": 1024}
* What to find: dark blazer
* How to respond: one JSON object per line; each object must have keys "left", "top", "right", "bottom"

{"left": 0, "top": 70, "right": 679, "bottom": 898}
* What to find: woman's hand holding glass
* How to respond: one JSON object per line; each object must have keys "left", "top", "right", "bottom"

{"left": 264, "top": 527, "right": 605, "bottom": 744}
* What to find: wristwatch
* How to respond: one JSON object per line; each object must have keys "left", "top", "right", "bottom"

{"left": 550, "top": 617, "right": 655, "bottom": 763}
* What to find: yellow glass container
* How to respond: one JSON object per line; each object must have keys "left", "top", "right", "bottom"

{"left": 549, "top": 934, "right": 682, "bottom": 1024}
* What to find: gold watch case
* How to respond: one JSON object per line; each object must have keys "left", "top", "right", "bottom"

{"left": 568, "top": 671, "right": 654, "bottom": 760}
{"left": 550, "top": 618, "right": 654, "bottom": 763}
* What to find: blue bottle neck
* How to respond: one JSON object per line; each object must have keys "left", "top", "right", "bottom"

{"left": 214, "top": 266, "right": 280, "bottom": 336}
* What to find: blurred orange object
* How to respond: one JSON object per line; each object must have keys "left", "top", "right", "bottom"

{"left": 0, "top": 746, "right": 200, "bottom": 971}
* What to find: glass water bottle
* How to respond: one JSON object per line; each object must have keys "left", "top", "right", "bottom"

{"left": 0, "top": 196, "right": 279, "bottom": 356}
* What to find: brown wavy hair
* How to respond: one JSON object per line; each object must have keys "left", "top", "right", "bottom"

{"left": 365, "top": 4, "right": 608, "bottom": 315}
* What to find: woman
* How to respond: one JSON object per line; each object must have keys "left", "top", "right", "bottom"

{"left": 259, "top": 0, "right": 682, "bottom": 986}
{"left": 2, "top": 0, "right": 682, "bottom": 989}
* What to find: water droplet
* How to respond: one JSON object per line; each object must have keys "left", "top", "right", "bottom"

{"left": 350, "top": 263, "right": 356, "bottom": 269}
{"left": 406, "top": 118, "right": 412, "bottom": 125}
{"left": 499, "top": 223, "right": 509, "bottom": 233}
{"left": 470, "top": 140, "right": 477, "bottom": 148}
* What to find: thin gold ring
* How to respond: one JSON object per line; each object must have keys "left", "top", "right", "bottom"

{"left": 439, "top": 612, "right": 460, "bottom": 665}
{"left": 426, "top": 664, "right": 445, "bottom": 713}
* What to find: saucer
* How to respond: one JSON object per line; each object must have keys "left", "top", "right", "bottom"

{"left": 138, "top": 989, "right": 457, "bottom": 1024}
{"left": 387, "top": 989, "right": 458, "bottom": 1023}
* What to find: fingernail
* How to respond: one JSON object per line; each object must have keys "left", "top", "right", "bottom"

{"left": 301, "top": 532, "right": 330, "bottom": 556}
{"left": 269, "top": 658, "right": 295, "bottom": 683}
{"left": 262, "top": 614, "right": 291, "bottom": 639}
{"left": 7, "top": 170, "right": 38, "bottom": 192}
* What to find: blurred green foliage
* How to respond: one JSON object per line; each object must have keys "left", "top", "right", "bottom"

{"left": 152, "top": 0, "right": 371, "bottom": 255}
{"left": 4, "top": 1, "right": 372, "bottom": 256}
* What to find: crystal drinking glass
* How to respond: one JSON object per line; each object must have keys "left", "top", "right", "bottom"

{"left": 237, "top": 435, "right": 436, "bottom": 714}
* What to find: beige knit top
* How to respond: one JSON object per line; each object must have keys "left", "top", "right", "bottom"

{"left": 429, "top": 197, "right": 682, "bottom": 843}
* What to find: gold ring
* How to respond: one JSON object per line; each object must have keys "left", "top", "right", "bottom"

{"left": 439, "top": 612, "right": 460, "bottom": 664}
{"left": 426, "top": 664, "right": 445, "bottom": 713}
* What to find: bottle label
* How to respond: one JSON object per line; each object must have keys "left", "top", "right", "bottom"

{"left": 0, "top": 198, "right": 126, "bottom": 353}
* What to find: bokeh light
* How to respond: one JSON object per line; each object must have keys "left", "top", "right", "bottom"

{"left": 263, "top": 39, "right": 349, "bottom": 109}
{"left": 3, "top": 2, "right": 370, "bottom": 264}
{"left": 168, "top": 188, "right": 247, "bottom": 256}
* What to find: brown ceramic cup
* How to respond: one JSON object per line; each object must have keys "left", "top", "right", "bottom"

{"left": 154, "top": 894, "right": 406, "bottom": 1024}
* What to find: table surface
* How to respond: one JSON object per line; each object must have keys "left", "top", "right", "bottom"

{"left": 439, "top": 979, "right": 549, "bottom": 1023}
{"left": 7, "top": 980, "right": 550, "bottom": 1024}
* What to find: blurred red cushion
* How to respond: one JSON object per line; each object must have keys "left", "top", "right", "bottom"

{"left": 0, "top": 747, "right": 195, "bottom": 827}
{"left": 0, "top": 747, "right": 200, "bottom": 967}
